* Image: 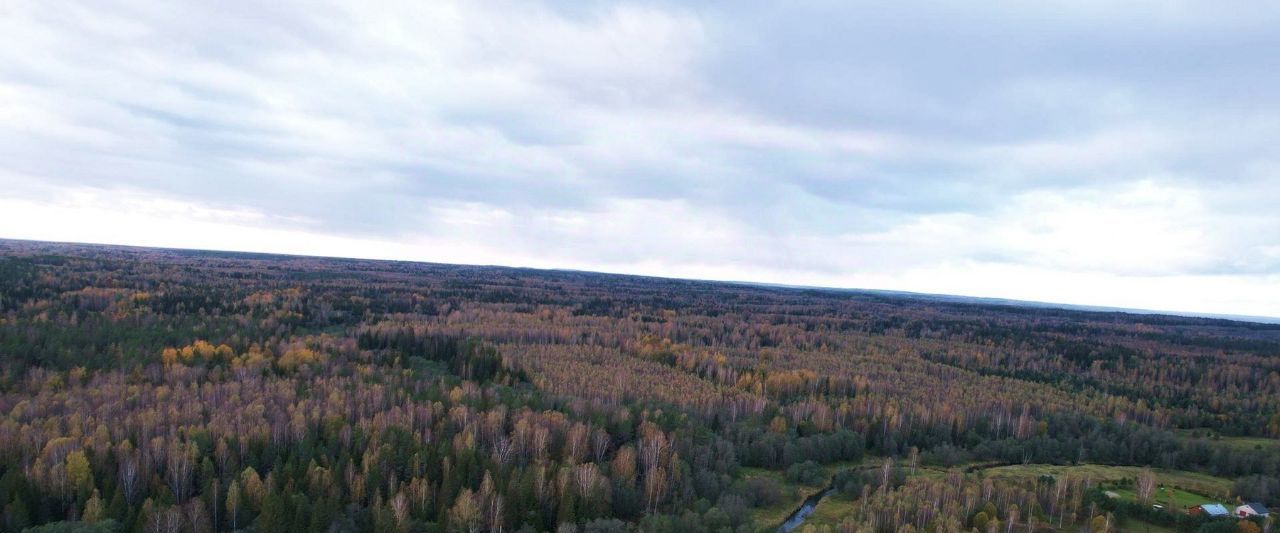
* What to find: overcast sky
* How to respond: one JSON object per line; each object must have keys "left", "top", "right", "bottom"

{"left": 3, "top": 1, "right": 1279, "bottom": 317}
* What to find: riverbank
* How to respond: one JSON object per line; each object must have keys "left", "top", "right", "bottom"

{"left": 742, "top": 461, "right": 869, "bottom": 532}
{"left": 778, "top": 487, "right": 835, "bottom": 532}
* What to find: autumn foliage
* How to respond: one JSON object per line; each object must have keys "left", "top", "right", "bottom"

{"left": 0, "top": 240, "right": 1278, "bottom": 532}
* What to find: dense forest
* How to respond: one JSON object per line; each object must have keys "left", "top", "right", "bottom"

{"left": 0, "top": 239, "right": 1277, "bottom": 533}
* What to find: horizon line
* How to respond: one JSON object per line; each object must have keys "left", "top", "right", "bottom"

{"left": 4, "top": 235, "right": 1279, "bottom": 325}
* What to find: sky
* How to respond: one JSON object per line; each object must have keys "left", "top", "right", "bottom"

{"left": 2, "top": 1, "right": 1279, "bottom": 318}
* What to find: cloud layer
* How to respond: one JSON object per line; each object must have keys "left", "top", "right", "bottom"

{"left": 3, "top": 0, "right": 1279, "bottom": 317}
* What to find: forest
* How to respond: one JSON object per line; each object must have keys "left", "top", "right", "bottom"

{"left": 0, "top": 239, "right": 1277, "bottom": 533}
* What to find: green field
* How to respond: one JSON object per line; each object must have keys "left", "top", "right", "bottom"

{"left": 1175, "top": 431, "right": 1280, "bottom": 453}
{"left": 1110, "top": 487, "right": 1218, "bottom": 509}
{"left": 804, "top": 495, "right": 859, "bottom": 528}
{"left": 1119, "top": 519, "right": 1180, "bottom": 533}
{"left": 977, "top": 464, "right": 1234, "bottom": 499}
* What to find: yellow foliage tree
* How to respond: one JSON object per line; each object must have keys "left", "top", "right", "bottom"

{"left": 82, "top": 489, "right": 105, "bottom": 523}
{"left": 65, "top": 450, "right": 93, "bottom": 498}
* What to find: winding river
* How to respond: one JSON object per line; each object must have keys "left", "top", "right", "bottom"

{"left": 777, "top": 486, "right": 836, "bottom": 532}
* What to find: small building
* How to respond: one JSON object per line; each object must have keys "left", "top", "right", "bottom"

{"left": 1236, "top": 503, "right": 1270, "bottom": 518}
{"left": 1190, "top": 504, "right": 1230, "bottom": 518}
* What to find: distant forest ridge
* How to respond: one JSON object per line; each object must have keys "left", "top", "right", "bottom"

{"left": 6, "top": 237, "right": 1279, "bottom": 325}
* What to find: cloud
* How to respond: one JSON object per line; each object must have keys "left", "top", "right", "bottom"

{"left": 1, "top": 0, "right": 1278, "bottom": 316}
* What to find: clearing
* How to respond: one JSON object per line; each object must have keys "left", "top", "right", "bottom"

{"left": 977, "top": 464, "right": 1233, "bottom": 499}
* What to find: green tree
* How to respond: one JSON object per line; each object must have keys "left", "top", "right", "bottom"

{"left": 82, "top": 489, "right": 105, "bottom": 524}
{"left": 65, "top": 450, "right": 94, "bottom": 500}
{"left": 4, "top": 498, "right": 32, "bottom": 531}
{"left": 557, "top": 491, "right": 577, "bottom": 528}
{"left": 972, "top": 511, "right": 990, "bottom": 530}
{"left": 256, "top": 491, "right": 291, "bottom": 533}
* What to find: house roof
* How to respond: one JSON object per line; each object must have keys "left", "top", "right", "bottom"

{"left": 1201, "top": 504, "right": 1230, "bottom": 516}
{"left": 1241, "top": 503, "right": 1270, "bottom": 514}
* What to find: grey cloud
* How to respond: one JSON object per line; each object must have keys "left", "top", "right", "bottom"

{"left": 2, "top": 0, "right": 1279, "bottom": 295}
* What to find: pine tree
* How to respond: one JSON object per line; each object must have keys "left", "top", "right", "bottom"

{"left": 256, "top": 491, "right": 291, "bottom": 533}
{"left": 557, "top": 491, "right": 577, "bottom": 528}
{"left": 107, "top": 489, "right": 128, "bottom": 523}
{"left": 4, "top": 498, "right": 32, "bottom": 531}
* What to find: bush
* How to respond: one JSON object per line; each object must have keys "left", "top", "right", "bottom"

{"left": 737, "top": 477, "right": 783, "bottom": 507}
{"left": 1197, "top": 520, "right": 1238, "bottom": 533}
{"left": 583, "top": 518, "right": 630, "bottom": 532}
{"left": 23, "top": 520, "right": 121, "bottom": 533}
{"left": 972, "top": 511, "right": 990, "bottom": 530}
{"left": 921, "top": 444, "right": 972, "bottom": 467}
{"left": 785, "top": 460, "right": 827, "bottom": 485}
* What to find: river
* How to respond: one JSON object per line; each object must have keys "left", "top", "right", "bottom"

{"left": 777, "top": 486, "right": 836, "bottom": 532}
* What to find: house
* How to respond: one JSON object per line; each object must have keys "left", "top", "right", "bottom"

{"left": 1190, "top": 504, "right": 1231, "bottom": 518}
{"left": 1236, "top": 503, "right": 1270, "bottom": 518}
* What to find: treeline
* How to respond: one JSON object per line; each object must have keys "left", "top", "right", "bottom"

{"left": 356, "top": 327, "right": 526, "bottom": 384}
